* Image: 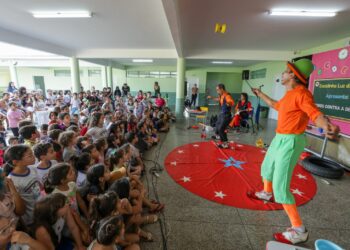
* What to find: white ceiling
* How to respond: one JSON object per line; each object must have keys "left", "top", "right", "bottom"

{"left": 0, "top": 0, "right": 349, "bottom": 66}
{"left": 0, "top": 0, "right": 174, "bottom": 50}
{"left": 178, "top": 0, "right": 350, "bottom": 55}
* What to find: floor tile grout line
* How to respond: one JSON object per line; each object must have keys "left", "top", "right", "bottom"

{"left": 236, "top": 208, "right": 255, "bottom": 250}
{"left": 163, "top": 217, "right": 350, "bottom": 231}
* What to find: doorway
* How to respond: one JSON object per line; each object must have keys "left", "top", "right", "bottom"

{"left": 33, "top": 76, "right": 46, "bottom": 96}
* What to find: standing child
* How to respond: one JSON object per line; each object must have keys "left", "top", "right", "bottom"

{"left": 4, "top": 145, "right": 41, "bottom": 227}
{"left": 7, "top": 102, "right": 25, "bottom": 137}
{"left": 70, "top": 93, "right": 81, "bottom": 115}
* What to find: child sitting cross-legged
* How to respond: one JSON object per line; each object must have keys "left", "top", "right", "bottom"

{"left": 44, "top": 163, "right": 90, "bottom": 245}
{"left": 89, "top": 215, "right": 140, "bottom": 250}
{"left": 58, "top": 131, "right": 79, "bottom": 163}
{"left": 33, "top": 193, "right": 85, "bottom": 250}
{"left": 19, "top": 125, "right": 39, "bottom": 148}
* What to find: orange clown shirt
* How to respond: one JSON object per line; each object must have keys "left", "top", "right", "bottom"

{"left": 219, "top": 91, "right": 235, "bottom": 106}
{"left": 273, "top": 85, "right": 322, "bottom": 134}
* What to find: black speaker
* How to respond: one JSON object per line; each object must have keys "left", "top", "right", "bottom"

{"left": 242, "top": 70, "right": 250, "bottom": 80}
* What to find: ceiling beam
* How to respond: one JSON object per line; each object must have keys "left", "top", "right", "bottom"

{"left": 0, "top": 25, "right": 75, "bottom": 57}
{"left": 79, "top": 58, "right": 125, "bottom": 70}
{"left": 76, "top": 49, "right": 178, "bottom": 59}
{"left": 187, "top": 49, "right": 295, "bottom": 61}
{"left": 161, "top": 0, "right": 184, "bottom": 57}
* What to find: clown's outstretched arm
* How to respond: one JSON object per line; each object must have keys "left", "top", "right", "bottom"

{"left": 207, "top": 95, "right": 219, "bottom": 101}
{"left": 252, "top": 88, "right": 277, "bottom": 108}
{"left": 314, "top": 114, "right": 340, "bottom": 140}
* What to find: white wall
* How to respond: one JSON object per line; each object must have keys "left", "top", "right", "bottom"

{"left": 0, "top": 68, "right": 11, "bottom": 91}
{"left": 15, "top": 67, "right": 103, "bottom": 91}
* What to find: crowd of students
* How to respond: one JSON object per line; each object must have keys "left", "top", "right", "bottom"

{"left": 0, "top": 83, "right": 174, "bottom": 250}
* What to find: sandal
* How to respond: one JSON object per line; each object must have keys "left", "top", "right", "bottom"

{"left": 143, "top": 214, "right": 158, "bottom": 224}
{"left": 139, "top": 230, "right": 154, "bottom": 242}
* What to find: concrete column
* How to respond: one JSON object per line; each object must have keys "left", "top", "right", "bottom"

{"left": 107, "top": 66, "right": 113, "bottom": 88}
{"left": 9, "top": 63, "right": 18, "bottom": 86}
{"left": 70, "top": 57, "right": 81, "bottom": 93}
{"left": 176, "top": 57, "right": 186, "bottom": 114}
{"left": 101, "top": 66, "right": 108, "bottom": 88}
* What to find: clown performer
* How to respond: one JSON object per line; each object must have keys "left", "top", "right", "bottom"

{"left": 251, "top": 58, "right": 340, "bottom": 244}
{"left": 207, "top": 83, "right": 235, "bottom": 148}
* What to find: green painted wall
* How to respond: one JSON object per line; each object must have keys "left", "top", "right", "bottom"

{"left": 242, "top": 61, "right": 285, "bottom": 97}
{"left": 206, "top": 72, "right": 242, "bottom": 95}
{"left": 112, "top": 68, "right": 127, "bottom": 88}
{"left": 0, "top": 67, "right": 11, "bottom": 92}
{"left": 298, "top": 36, "right": 350, "bottom": 57}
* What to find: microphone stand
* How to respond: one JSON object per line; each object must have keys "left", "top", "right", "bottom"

{"left": 255, "top": 85, "right": 264, "bottom": 131}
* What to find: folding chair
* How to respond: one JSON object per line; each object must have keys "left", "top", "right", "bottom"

{"left": 195, "top": 106, "right": 209, "bottom": 124}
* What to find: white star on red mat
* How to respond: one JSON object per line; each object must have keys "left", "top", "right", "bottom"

{"left": 214, "top": 191, "right": 227, "bottom": 199}
{"left": 193, "top": 144, "right": 199, "bottom": 147}
{"left": 170, "top": 161, "right": 177, "bottom": 166}
{"left": 178, "top": 150, "right": 184, "bottom": 154}
{"left": 296, "top": 173, "right": 307, "bottom": 180}
{"left": 291, "top": 188, "right": 304, "bottom": 196}
{"left": 181, "top": 176, "right": 191, "bottom": 182}
{"left": 236, "top": 144, "right": 243, "bottom": 147}
{"left": 261, "top": 150, "right": 266, "bottom": 153}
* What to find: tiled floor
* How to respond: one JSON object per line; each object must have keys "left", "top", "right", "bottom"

{"left": 140, "top": 118, "right": 350, "bottom": 250}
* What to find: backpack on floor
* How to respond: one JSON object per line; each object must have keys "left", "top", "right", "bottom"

{"left": 210, "top": 115, "right": 218, "bottom": 127}
{"left": 184, "top": 99, "right": 191, "bottom": 107}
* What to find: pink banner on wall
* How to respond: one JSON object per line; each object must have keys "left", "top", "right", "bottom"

{"left": 309, "top": 46, "right": 350, "bottom": 136}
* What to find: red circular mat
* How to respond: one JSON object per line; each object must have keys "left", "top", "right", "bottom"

{"left": 165, "top": 141, "right": 317, "bottom": 210}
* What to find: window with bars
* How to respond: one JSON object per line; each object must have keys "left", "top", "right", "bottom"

{"left": 54, "top": 69, "right": 84, "bottom": 77}
{"left": 250, "top": 68, "right": 267, "bottom": 79}
{"left": 127, "top": 71, "right": 177, "bottom": 78}
{"left": 88, "top": 69, "right": 101, "bottom": 77}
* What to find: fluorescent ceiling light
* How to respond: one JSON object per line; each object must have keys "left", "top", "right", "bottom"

{"left": 132, "top": 59, "right": 153, "bottom": 63}
{"left": 269, "top": 10, "right": 336, "bottom": 17}
{"left": 32, "top": 11, "right": 92, "bottom": 18}
{"left": 212, "top": 61, "right": 233, "bottom": 64}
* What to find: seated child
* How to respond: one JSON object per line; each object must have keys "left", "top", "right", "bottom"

{"left": 33, "top": 142, "right": 57, "bottom": 185}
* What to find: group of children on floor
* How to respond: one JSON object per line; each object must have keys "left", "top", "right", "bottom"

{"left": 0, "top": 86, "right": 174, "bottom": 250}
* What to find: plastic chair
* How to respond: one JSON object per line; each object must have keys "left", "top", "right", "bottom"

{"left": 240, "top": 108, "right": 255, "bottom": 134}
{"left": 195, "top": 106, "right": 208, "bottom": 124}
{"left": 315, "top": 239, "right": 344, "bottom": 250}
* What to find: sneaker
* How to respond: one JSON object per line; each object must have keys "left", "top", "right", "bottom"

{"left": 211, "top": 135, "right": 220, "bottom": 140}
{"left": 254, "top": 190, "right": 273, "bottom": 202}
{"left": 218, "top": 143, "right": 229, "bottom": 149}
{"left": 274, "top": 228, "right": 309, "bottom": 244}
